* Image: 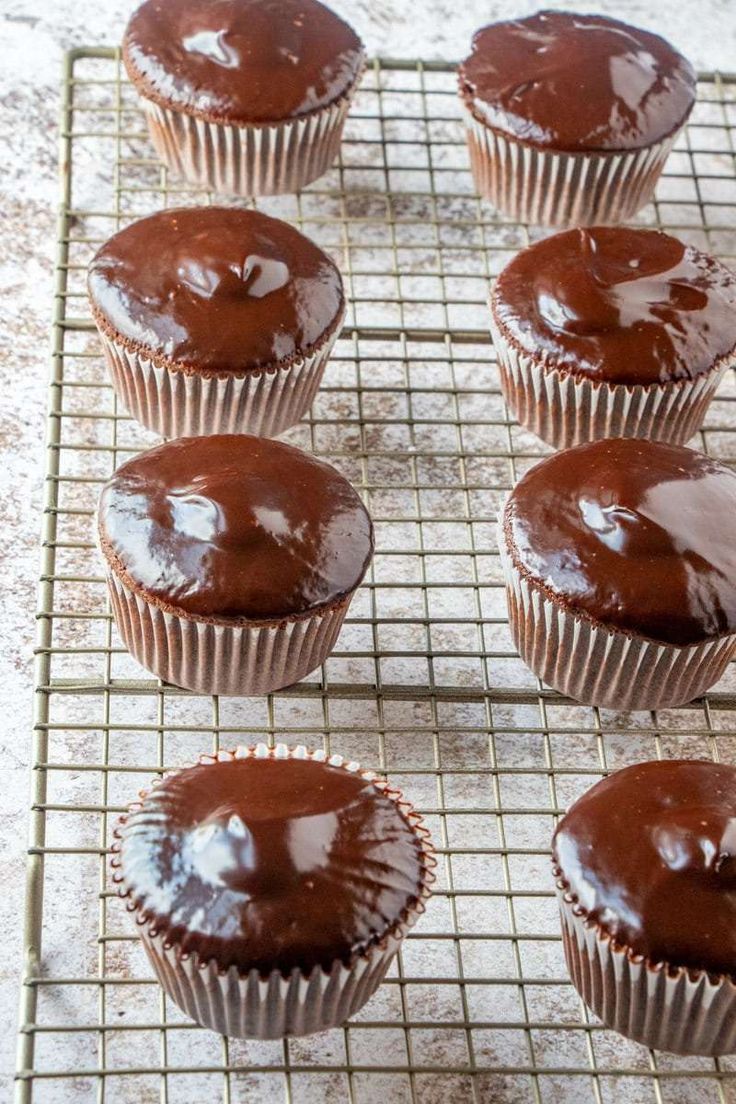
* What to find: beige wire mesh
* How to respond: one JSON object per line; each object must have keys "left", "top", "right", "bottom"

{"left": 15, "top": 46, "right": 736, "bottom": 1104}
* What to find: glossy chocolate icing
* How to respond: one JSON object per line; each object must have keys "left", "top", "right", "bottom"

{"left": 123, "top": 0, "right": 364, "bottom": 123}
{"left": 99, "top": 435, "right": 373, "bottom": 622}
{"left": 493, "top": 228, "right": 736, "bottom": 386}
{"left": 554, "top": 759, "right": 736, "bottom": 978}
{"left": 459, "top": 10, "right": 696, "bottom": 151}
{"left": 88, "top": 207, "right": 343, "bottom": 376}
{"left": 117, "top": 755, "right": 427, "bottom": 975}
{"left": 504, "top": 438, "right": 736, "bottom": 647}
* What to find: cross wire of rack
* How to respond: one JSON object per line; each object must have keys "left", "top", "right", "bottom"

{"left": 14, "top": 45, "right": 736, "bottom": 1104}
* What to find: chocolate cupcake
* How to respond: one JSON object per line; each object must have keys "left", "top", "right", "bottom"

{"left": 499, "top": 438, "right": 736, "bottom": 710}
{"left": 491, "top": 228, "right": 736, "bottom": 448}
{"left": 98, "top": 435, "right": 373, "bottom": 696}
{"left": 554, "top": 760, "right": 736, "bottom": 1054}
{"left": 112, "top": 743, "right": 435, "bottom": 1037}
{"left": 123, "top": 0, "right": 365, "bottom": 195}
{"left": 458, "top": 11, "right": 696, "bottom": 225}
{"left": 87, "top": 207, "right": 344, "bottom": 439}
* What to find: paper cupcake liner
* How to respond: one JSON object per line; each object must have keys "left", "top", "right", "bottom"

{"left": 141, "top": 83, "right": 359, "bottom": 196}
{"left": 105, "top": 570, "right": 352, "bottom": 696}
{"left": 96, "top": 306, "right": 343, "bottom": 438}
{"left": 462, "top": 105, "right": 679, "bottom": 226}
{"left": 111, "top": 743, "right": 436, "bottom": 1038}
{"left": 555, "top": 878, "right": 736, "bottom": 1054}
{"left": 498, "top": 524, "right": 736, "bottom": 710}
{"left": 490, "top": 316, "right": 729, "bottom": 449}
{"left": 138, "top": 924, "right": 402, "bottom": 1038}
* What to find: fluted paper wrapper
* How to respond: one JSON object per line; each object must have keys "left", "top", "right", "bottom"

{"left": 490, "top": 316, "right": 728, "bottom": 449}
{"left": 498, "top": 522, "right": 736, "bottom": 710}
{"left": 105, "top": 571, "right": 352, "bottom": 696}
{"left": 462, "top": 105, "right": 679, "bottom": 226}
{"left": 138, "top": 910, "right": 404, "bottom": 1038}
{"left": 141, "top": 87, "right": 358, "bottom": 196}
{"left": 96, "top": 308, "right": 343, "bottom": 438}
{"left": 112, "top": 743, "right": 436, "bottom": 1038}
{"left": 556, "top": 880, "right": 736, "bottom": 1055}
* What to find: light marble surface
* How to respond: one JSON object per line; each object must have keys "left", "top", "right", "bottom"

{"left": 1, "top": 0, "right": 734, "bottom": 1098}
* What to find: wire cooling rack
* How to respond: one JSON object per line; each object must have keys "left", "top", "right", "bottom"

{"left": 15, "top": 46, "right": 736, "bottom": 1104}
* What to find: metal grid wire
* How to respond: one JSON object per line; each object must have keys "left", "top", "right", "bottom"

{"left": 15, "top": 45, "right": 736, "bottom": 1103}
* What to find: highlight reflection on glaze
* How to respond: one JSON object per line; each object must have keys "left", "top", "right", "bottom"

{"left": 554, "top": 760, "right": 736, "bottom": 977}
{"left": 124, "top": 0, "right": 365, "bottom": 123}
{"left": 87, "top": 207, "right": 344, "bottom": 374}
{"left": 505, "top": 438, "right": 736, "bottom": 646}
{"left": 493, "top": 228, "right": 736, "bottom": 386}
{"left": 118, "top": 756, "right": 425, "bottom": 975}
{"left": 98, "top": 435, "right": 374, "bottom": 621}
{"left": 459, "top": 11, "right": 695, "bottom": 151}
{"left": 182, "top": 29, "right": 241, "bottom": 69}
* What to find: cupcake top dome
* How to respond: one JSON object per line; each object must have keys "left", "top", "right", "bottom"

{"left": 123, "top": 0, "right": 365, "bottom": 124}
{"left": 114, "top": 749, "right": 433, "bottom": 976}
{"left": 554, "top": 759, "right": 736, "bottom": 978}
{"left": 459, "top": 10, "right": 696, "bottom": 151}
{"left": 503, "top": 438, "right": 736, "bottom": 647}
{"left": 492, "top": 227, "right": 736, "bottom": 387}
{"left": 87, "top": 207, "right": 344, "bottom": 377}
{"left": 98, "top": 435, "right": 374, "bottom": 623}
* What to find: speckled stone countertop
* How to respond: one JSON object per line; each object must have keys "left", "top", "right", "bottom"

{"left": 1, "top": 0, "right": 734, "bottom": 1095}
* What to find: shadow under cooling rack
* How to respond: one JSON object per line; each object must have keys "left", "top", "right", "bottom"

{"left": 15, "top": 47, "right": 736, "bottom": 1104}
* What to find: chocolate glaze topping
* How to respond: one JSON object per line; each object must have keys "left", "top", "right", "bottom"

{"left": 504, "top": 438, "right": 736, "bottom": 647}
{"left": 492, "top": 228, "right": 736, "bottom": 388}
{"left": 98, "top": 435, "right": 373, "bottom": 622}
{"left": 123, "top": 0, "right": 365, "bottom": 123}
{"left": 493, "top": 228, "right": 736, "bottom": 386}
{"left": 88, "top": 207, "right": 344, "bottom": 376}
{"left": 116, "top": 755, "right": 427, "bottom": 975}
{"left": 554, "top": 760, "right": 736, "bottom": 978}
{"left": 459, "top": 10, "right": 696, "bottom": 151}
